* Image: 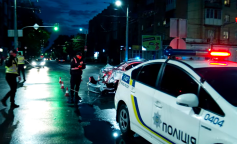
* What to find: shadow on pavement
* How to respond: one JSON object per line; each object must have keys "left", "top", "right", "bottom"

{"left": 77, "top": 103, "right": 150, "bottom": 144}
{"left": 0, "top": 108, "right": 19, "bottom": 144}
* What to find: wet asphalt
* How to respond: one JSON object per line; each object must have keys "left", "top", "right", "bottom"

{"left": 0, "top": 60, "right": 150, "bottom": 144}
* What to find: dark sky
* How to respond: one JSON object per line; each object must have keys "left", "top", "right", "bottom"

{"left": 35, "top": 0, "right": 112, "bottom": 48}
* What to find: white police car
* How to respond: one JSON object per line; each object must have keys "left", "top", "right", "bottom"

{"left": 114, "top": 49, "right": 237, "bottom": 144}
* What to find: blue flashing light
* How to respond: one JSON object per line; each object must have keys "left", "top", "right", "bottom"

{"left": 135, "top": 56, "right": 140, "bottom": 60}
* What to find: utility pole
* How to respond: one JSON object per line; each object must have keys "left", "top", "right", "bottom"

{"left": 125, "top": 5, "right": 129, "bottom": 61}
{"left": 14, "top": 0, "right": 18, "bottom": 50}
{"left": 85, "top": 30, "right": 88, "bottom": 62}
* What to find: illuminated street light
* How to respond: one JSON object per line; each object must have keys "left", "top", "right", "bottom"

{"left": 79, "top": 28, "right": 83, "bottom": 31}
{"left": 115, "top": 0, "right": 122, "bottom": 7}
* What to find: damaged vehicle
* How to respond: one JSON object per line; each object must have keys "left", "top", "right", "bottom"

{"left": 87, "top": 60, "right": 145, "bottom": 94}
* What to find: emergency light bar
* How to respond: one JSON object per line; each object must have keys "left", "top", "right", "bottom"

{"left": 164, "top": 48, "right": 231, "bottom": 58}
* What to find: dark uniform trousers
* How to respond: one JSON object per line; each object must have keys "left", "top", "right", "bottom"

{"left": 70, "top": 74, "right": 81, "bottom": 102}
{"left": 18, "top": 64, "right": 25, "bottom": 80}
{"left": 3, "top": 74, "right": 18, "bottom": 103}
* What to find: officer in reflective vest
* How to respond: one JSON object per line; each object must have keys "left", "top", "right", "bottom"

{"left": 1, "top": 49, "right": 21, "bottom": 108}
{"left": 69, "top": 52, "right": 86, "bottom": 105}
{"left": 17, "top": 52, "right": 26, "bottom": 81}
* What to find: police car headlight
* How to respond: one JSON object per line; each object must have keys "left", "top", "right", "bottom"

{"left": 40, "top": 62, "right": 45, "bottom": 65}
{"left": 32, "top": 62, "right": 36, "bottom": 66}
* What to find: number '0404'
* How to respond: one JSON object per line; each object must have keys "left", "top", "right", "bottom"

{"left": 204, "top": 114, "right": 224, "bottom": 127}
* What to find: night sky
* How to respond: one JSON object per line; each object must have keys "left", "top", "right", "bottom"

{"left": 35, "top": 0, "right": 113, "bottom": 47}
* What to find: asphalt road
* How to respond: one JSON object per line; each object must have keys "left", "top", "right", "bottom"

{"left": 0, "top": 60, "right": 150, "bottom": 144}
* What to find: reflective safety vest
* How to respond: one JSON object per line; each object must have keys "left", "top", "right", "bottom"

{"left": 6, "top": 58, "right": 18, "bottom": 74}
{"left": 17, "top": 55, "right": 25, "bottom": 64}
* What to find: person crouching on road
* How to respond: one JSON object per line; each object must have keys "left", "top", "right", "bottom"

{"left": 1, "top": 49, "right": 21, "bottom": 108}
{"left": 17, "top": 52, "right": 26, "bottom": 82}
{"left": 69, "top": 52, "right": 86, "bottom": 105}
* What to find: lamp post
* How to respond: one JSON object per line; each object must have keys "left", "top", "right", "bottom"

{"left": 115, "top": 0, "right": 129, "bottom": 62}
{"left": 14, "top": 0, "right": 18, "bottom": 50}
{"left": 79, "top": 28, "right": 88, "bottom": 61}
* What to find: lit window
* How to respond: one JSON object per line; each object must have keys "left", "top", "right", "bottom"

{"left": 224, "top": 15, "right": 230, "bottom": 22}
{"left": 224, "top": 0, "right": 230, "bottom": 6}
{"left": 223, "top": 31, "right": 229, "bottom": 39}
{"left": 163, "top": 20, "right": 166, "bottom": 25}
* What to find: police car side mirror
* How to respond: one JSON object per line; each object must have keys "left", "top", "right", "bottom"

{"left": 176, "top": 93, "right": 199, "bottom": 107}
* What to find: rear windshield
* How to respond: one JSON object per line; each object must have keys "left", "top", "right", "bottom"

{"left": 195, "top": 67, "right": 237, "bottom": 107}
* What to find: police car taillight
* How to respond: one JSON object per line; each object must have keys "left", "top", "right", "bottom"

{"left": 89, "top": 77, "right": 91, "bottom": 82}
{"left": 210, "top": 52, "right": 231, "bottom": 57}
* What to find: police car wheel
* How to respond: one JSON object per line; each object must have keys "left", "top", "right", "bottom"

{"left": 118, "top": 105, "right": 134, "bottom": 136}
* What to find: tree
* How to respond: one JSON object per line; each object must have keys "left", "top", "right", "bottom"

{"left": 51, "top": 34, "right": 85, "bottom": 59}
{"left": 72, "top": 34, "right": 85, "bottom": 52}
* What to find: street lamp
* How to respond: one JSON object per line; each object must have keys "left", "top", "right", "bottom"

{"left": 79, "top": 28, "right": 88, "bottom": 60}
{"left": 115, "top": 0, "right": 122, "bottom": 6}
{"left": 115, "top": 0, "right": 129, "bottom": 62}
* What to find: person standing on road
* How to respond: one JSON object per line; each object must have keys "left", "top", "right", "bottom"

{"left": 17, "top": 52, "right": 26, "bottom": 81}
{"left": 1, "top": 50, "right": 21, "bottom": 108}
{"left": 69, "top": 52, "right": 86, "bottom": 105}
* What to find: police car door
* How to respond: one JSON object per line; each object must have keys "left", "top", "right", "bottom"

{"left": 152, "top": 62, "right": 200, "bottom": 144}
{"left": 130, "top": 63, "right": 162, "bottom": 137}
{"left": 198, "top": 85, "right": 227, "bottom": 143}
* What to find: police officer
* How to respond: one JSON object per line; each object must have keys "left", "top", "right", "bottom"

{"left": 17, "top": 52, "right": 26, "bottom": 81}
{"left": 1, "top": 50, "right": 21, "bottom": 108}
{"left": 69, "top": 52, "right": 85, "bottom": 105}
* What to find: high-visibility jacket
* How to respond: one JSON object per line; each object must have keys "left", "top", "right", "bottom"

{"left": 5, "top": 58, "right": 18, "bottom": 74}
{"left": 17, "top": 55, "right": 25, "bottom": 64}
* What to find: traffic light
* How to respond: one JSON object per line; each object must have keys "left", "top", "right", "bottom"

{"left": 235, "top": 17, "right": 237, "bottom": 23}
{"left": 54, "top": 23, "right": 59, "bottom": 31}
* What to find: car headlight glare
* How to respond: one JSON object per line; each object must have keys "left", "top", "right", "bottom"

{"left": 32, "top": 62, "right": 36, "bottom": 65}
{"left": 40, "top": 62, "right": 45, "bottom": 65}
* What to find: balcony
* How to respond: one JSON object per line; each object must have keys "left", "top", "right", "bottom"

{"left": 205, "top": 0, "right": 222, "bottom": 9}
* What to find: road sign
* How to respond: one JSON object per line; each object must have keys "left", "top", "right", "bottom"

{"left": 33, "top": 23, "right": 39, "bottom": 30}
{"left": 170, "top": 18, "right": 187, "bottom": 38}
{"left": 170, "top": 38, "right": 186, "bottom": 49}
{"left": 8, "top": 30, "right": 23, "bottom": 37}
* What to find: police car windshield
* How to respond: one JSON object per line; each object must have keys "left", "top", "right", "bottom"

{"left": 195, "top": 67, "right": 237, "bottom": 107}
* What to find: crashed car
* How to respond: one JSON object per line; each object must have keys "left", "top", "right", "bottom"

{"left": 100, "top": 61, "right": 144, "bottom": 92}
{"left": 98, "top": 62, "right": 125, "bottom": 81}
{"left": 88, "top": 60, "right": 144, "bottom": 94}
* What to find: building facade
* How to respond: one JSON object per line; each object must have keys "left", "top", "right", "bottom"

{"left": 88, "top": 0, "right": 237, "bottom": 62}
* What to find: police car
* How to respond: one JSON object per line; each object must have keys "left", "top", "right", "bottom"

{"left": 114, "top": 48, "right": 237, "bottom": 144}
